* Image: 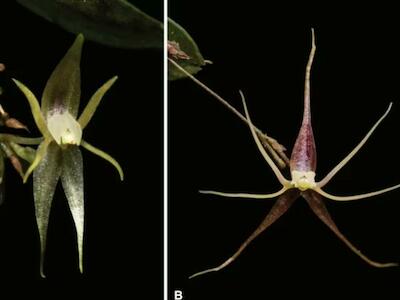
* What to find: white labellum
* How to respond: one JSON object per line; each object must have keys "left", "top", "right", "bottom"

{"left": 47, "top": 111, "right": 82, "bottom": 145}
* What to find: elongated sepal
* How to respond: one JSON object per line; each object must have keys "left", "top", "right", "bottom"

{"left": 190, "top": 189, "right": 299, "bottom": 279}
{"left": 33, "top": 142, "right": 62, "bottom": 278}
{"left": 78, "top": 76, "right": 118, "bottom": 129}
{"left": 61, "top": 146, "right": 84, "bottom": 273}
{"left": 42, "top": 34, "right": 84, "bottom": 118}
{"left": 81, "top": 140, "right": 124, "bottom": 180}
{"left": 24, "top": 139, "right": 51, "bottom": 183}
{"left": 12, "top": 79, "right": 49, "bottom": 137}
{"left": 304, "top": 190, "right": 397, "bottom": 268}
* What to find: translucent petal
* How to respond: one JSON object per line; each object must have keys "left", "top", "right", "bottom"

{"left": 78, "top": 76, "right": 118, "bottom": 129}
{"left": 61, "top": 145, "right": 84, "bottom": 273}
{"left": 12, "top": 79, "right": 49, "bottom": 137}
{"left": 33, "top": 142, "right": 62, "bottom": 277}
{"left": 81, "top": 140, "right": 124, "bottom": 180}
{"left": 0, "top": 134, "right": 43, "bottom": 145}
{"left": 24, "top": 139, "right": 51, "bottom": 183}
{"left": 42, "top": 34, "right": 84, "bottom": 118}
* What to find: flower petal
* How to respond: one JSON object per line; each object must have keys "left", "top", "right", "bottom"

{"left": 60, "top": 145, "right": 84, "bottom": 273}
{"left": 33, "top": 142, "right": 62, "bottom": 277}
{"left": 78, "top": 76, "right": 118, "bottom": 129}
{"left": 24, "top": 139, "right": 51, "bottom": 183}
{"left": 81, "top": 139, "right": 124, "bottom": 180}
{"left": 42, "top": 34, "right": 84, "bottom": 118}
{"left": 12, "top": 79, "right": 49, "bottom": 137}
{"left": 0, "top": 134, "right": 43, "bottom": 145}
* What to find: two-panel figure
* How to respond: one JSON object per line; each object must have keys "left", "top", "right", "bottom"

{"left": 1, "top": 1, "right": 400, "bottom": 299}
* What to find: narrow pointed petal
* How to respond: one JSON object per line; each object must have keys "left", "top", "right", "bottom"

{"left": 314, "top": 184, "right": 400, "bottom": 201}
{"left": 24, "top": 139, "right": 51, "bottom": 183}
{"left": 304, "top": 190, "right": 397, "bottom": 268}
{"left": 199, "top": 187, "right": 288, "bottom": 199}
{"left": 240, "top": 91, "right": 289, "bottom": 186}
{"left": 12, "top": 79, "right": 49, "bottom": 137}
{"left": 81, "top": 140, "right": 124, "bottom": 180}
{"left": 42, "top": 34, "right": 84, "bottom": 118}
{"left": 61, "top": 146, "right": 84, "bottom": 273}
{"left": 33, "top": 142, "right": 62, "bottom": 277}
{"left": 190, "top": 189, "right": 299, "bottom": 279}
{"left": 318, "top": 103, "right": 392, "bottom": 187}
{"left": 78, "top": 76, "right": 118, "bottom": 129}
{"left": 0, "top": 134, "right": 43, "bottom": 145}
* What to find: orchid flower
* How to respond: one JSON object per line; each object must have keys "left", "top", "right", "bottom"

{"left": 13, "top": 34, "right": 124, "bottom": 277}
{"left": 190, "top": 29, "right": 399, "bottom": 278}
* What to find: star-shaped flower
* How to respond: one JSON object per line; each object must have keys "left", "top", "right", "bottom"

{"left": 13, "top": 34, "right": 124, "bottom": 277}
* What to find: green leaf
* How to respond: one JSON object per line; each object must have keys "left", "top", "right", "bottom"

{"left": 17, "top": 0, "right": 163, "bottom": 49}
{"left": 60, "top": 145, "right": 84, "bottom": 273}
{"left": 81, "top": 140, "right": 124, "bottom": 180}
{"left": 12, "top": 79, "right": 50, "bottom": 138}
{"left": 168, "top": 18, "right": 206, "bottom": 80}
{"left": 42, "top": 34, "right": 83, "bottom": 119}
{"left": 33, "top": 142, "right": 62, "bottom": 278}
{"left": 78, "top": 76, "right": 118, "bottom": 129}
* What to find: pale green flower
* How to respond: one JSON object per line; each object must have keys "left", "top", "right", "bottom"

{"left": 13, "top": 34, "right": 124, "bottom": 277}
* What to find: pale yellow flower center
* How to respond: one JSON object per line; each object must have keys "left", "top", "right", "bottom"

{"left": 291, "top": 170, "right": 316, "bottom": 191}
{"left": 47, "top": 111, "right": 82, "bottom": 145}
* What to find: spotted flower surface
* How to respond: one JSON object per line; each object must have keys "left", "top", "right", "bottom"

{"left": 13, "top": 34, "right": 124, "bottom": 277}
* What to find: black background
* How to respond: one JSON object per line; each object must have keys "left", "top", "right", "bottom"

{"left": 0, "top": 1, "right": 162, "bottom": 297}
{"left": 170, "top": 1, "right": 400, "bottom": 299}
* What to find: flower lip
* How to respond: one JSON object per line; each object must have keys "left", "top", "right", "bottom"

{"left": 47, "top": 110, "right": 82, "bottom": 146}
{"left": 291, "top": 170, "right": 316, "bottom": 191}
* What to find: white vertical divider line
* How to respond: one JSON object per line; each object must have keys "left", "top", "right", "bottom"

{"left": 163, "top": 1, "right": 168, "bottom": 299}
